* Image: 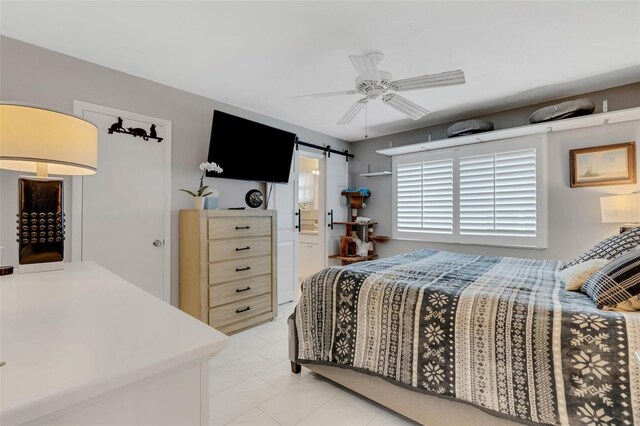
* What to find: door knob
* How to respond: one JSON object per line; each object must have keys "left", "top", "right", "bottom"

{"left": 153, "top": 240, "right": 163, "bottom": 247}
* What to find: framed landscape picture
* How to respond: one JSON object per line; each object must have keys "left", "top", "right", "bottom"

{"left": 570, "top": 142, "right": 636, "bottom": 188}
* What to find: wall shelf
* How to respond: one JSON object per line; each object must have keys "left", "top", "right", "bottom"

{"left": 360, "top": 171, "right": 392, "bottom": 177}
{"left": 329, "top": 254, "right": 378, "bottom": 263}
{"left": 376, "top": 106, "right": 640, "bottom": 157}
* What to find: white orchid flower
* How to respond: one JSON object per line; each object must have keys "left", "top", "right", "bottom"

{"left": 200, "top": 162, "right": 223, "bottom": 173}
{"left": 182, "top": 161, "right": 223, "bottom": 198}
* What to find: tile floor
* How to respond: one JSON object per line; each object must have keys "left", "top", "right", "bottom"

{"left": 209, "top": 302, "right": 418, "bottom": 426}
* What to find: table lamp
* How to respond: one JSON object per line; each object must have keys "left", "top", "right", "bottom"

{"left": 600, "top": 193, "right": 640, "bottom": 234}
{"left": 0, "top": 104, "right": 97, "bottom": 273}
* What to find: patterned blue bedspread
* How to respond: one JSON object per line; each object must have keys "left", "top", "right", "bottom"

{"left": 294, "top": 249, "right": 640, "bottom": 425}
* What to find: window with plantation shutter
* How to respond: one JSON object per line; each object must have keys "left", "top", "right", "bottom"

{"left": 393, "top": 135, "right": 547, "bottom": 248}
{"left": 396, "top": 158, "right": 453, "bottom": 237}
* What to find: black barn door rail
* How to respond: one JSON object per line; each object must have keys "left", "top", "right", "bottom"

{"left": 295, "top": 139, "right": 354, "bottom": 162}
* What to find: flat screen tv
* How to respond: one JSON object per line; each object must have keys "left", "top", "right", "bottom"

{"left": 206, "top": 111, "right": 297, "bottom": 183}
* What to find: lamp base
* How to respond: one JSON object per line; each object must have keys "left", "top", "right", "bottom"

{"left": 17, "top": 176, "right": 65, "bottom": 271}
{"left": 19, "top": 261, "right": 63, "bottom": 274}
{"left": 619, "top": 224, "right": 639, "bottom": 234}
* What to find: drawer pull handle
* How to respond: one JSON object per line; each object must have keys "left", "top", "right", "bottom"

{"left": 236, "top": 286, "right": 252, "bottom": 293}
{"left": 235, "top": 226, "right": 251, "bottom": 230}
{"left": 235, "top": 266, "right": 251, "bottom": 272}
{"left": 236, "top": 306, "right": 251, "bottom": 313}
{"left": 236, "top": 246, "right": 251, "bottom": 251}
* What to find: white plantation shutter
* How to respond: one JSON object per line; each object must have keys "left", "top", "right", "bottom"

{"left": 396, "top": 159, "right": 454, "bottom": 234}
{"left": 459, "top": 153, "right": 495, "bottom": 234}
{"left": 395, "top": 153, "right": 454, "bottom": 241}
{"left": 459, "top": 148, "right": 537, "bottom": 236}
{"left": 494, "top": 149, "right": 537, "bottom": 235}
{"left": 396, "top": 162, "right": 423, "bottom": 231}
{"left": 421, "top": 159, "right": 454, "bottom": 234}
{"left": 393, "top": 136, "right": 546, "bottom": 248}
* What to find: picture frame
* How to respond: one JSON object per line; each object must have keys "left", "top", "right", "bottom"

{"left": 569, "top": 142, "right": 636, "bottom": 188}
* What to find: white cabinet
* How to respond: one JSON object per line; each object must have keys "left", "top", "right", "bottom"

{"left": 299, "top": 236, "right": 324, "bottom": 281}
{"left": 0, "top": 262, "right": 228, "bottom": 425}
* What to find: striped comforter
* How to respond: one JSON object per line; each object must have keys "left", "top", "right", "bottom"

{"left": 294, "top": 249, "right": 640, "bottom": 425}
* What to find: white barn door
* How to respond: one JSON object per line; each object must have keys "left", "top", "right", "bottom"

{"left": 269, "top": 156, "right": 298, "bottom": 305}
{"left": 325, "top": 153, "right": 349, "bottom": 264}
{"left": 72, "top": 102, "right": 171, "bottom": 302}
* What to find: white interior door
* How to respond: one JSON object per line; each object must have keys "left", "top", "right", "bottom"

{"left": 297, "top": 151, "right": 326, "bottom": 283}
{"left": 269, "top": 155, "right": 298, "bottom": 305}
{"left": 325, "top": 153, "right": 349, "bottom": 264}
{"left": 72, "top": 102, "right": 171, "bottom": 302}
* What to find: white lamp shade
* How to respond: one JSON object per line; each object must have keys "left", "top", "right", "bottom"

{"left": 0, "top": 104, "right": 97, "bottom": 175}
{"left": 600, "top": 194, "right": 640, "bottom": 223}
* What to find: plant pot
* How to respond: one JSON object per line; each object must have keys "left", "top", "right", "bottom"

{"left": 193, "top": 196, "right": 205, "bottom": 210}
{"left": 205, "top": 197, "right": 219, "bottom": 210}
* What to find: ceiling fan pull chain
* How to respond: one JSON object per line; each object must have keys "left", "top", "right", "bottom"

{"left": 364, "top": 102, "right": 368, "bottom": 139}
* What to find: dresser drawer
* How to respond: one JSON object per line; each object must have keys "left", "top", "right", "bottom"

{"left": 208, "top": 217, "right": 271, "bottom": 240}
{"left": 209, "top": 275, "right": 271, "bottom": 307}
{"left": 209, "top": 255, "right": 271, "bottom": 285}
{"left": 209, "top": 237, "right": 271, "bottom": 262}
{"left": 209, "top": 293, "right": 272, "bottom": 327}
{"left": 215, "top": 312, "right": 274, "bottom": 335}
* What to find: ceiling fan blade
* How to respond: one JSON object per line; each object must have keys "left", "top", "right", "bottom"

{"left": 336, "top": 99, "right": 367, "bottom": 125}
{"left": 390, "top": 70, "right": 465, "bottom": 92}
{"left": 349, "top": 54, "right": 380, "bottom": 81}
{"left": 382, "top": 94, "right": 428, "bottom": 120}
{"left": 293, "top": 90, "right": 357, "bottom": 101}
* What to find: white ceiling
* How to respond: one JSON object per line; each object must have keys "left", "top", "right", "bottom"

{"left": 1, "top": 1, "right": 639, "bottom": 142}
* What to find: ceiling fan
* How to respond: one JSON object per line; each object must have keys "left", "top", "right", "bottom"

{"left": 294, "top": 52, "right": 465, "bottom": 125}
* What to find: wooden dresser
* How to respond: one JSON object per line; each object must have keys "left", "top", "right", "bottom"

{"left": 179, "top": 209, "right": 277, "bottom": 335}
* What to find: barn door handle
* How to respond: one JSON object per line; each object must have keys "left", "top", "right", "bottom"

{"left": 236, "top": 306, "right": 251, "bottom": 313}
{"left": 294, "top": 209, "right": 301, "bottom": 232}
{"left": 235, "top": 266, "right": 251, "bottom": 272}
{"left": 235, "top": 226, "right": 250, "bottom": 230}
{"left": 235, "top": 246, "right": 251, "bottom": 251}
{"left": 327, "top": 210, "right": 334, "bottom": 230}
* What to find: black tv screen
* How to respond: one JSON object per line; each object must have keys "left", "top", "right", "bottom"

{"left": 206, "top": 111, "right": 296, "bottom": 183}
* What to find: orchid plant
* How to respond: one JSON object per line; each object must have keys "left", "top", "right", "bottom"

{"left": 180, "top": 162, "right": 223, "bottom": 197}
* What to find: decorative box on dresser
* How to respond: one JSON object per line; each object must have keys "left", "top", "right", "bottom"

{"left": 180, "top": 209, "right": 277, "bottom": 335}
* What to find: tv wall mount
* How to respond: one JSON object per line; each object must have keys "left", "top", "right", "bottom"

{"left": 107, "top": 117, "right": 163, "bottom": 143}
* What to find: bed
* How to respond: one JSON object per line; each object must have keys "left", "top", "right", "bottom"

{"left": 288, "top": 249, "right": 640, "bottom": 425}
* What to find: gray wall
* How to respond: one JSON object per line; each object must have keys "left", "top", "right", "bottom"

{"left": 0, "top": 36, "right": 348, "bottom": 304}
{"left": 350, "top": 83, "right": 640, "bottom": 262}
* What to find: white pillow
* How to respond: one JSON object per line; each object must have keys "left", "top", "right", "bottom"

{"left": 558, "top": 258, "right": 610, "bottom": 291}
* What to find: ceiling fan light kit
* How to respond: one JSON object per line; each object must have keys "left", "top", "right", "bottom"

{"left": 294, "top": 52, "right": 465, "bottom": 126}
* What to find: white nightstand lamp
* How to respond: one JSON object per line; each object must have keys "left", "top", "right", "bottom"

{"left": 600, "top": 193, "right": 640, "bottom": 233}
{"left": 0, "top": 104, "right": 97, "bottom": 272}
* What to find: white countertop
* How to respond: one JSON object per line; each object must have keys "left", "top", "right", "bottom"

{"left": 0, "top": 262, "right": 228, "bottom": 424}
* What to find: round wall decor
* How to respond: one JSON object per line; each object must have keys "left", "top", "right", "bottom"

{"left": 245, "top": 189, "right": 264, "bottom": 208}
{"left": 446, "top": 119, "right": 494, "bottom": 138}
{"left": 529, "top": 98, "right": 595, "bottom": 124}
